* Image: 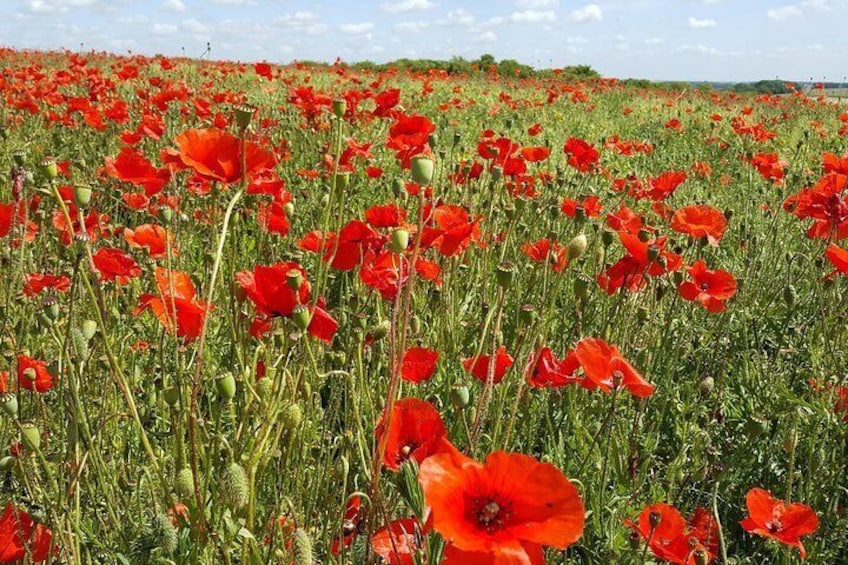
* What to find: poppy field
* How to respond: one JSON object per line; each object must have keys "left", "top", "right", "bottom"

{"left": 1, "top": 47, "right": 848, "bottom": 564}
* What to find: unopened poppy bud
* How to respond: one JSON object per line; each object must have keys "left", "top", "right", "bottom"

{"left": 334, "top": 172, "right": 350, "bottom": 191}
{"left": 574, "top": 205, "right": 586, "bottom": 221}
{"left": 636, "top": 306, "right": 649, "bottom": 322}
{"left": 411, "top": 315, "right": 422, "bottom": 334}
{"left": 233, "top": 103, "right": 256, "bottom": 130}
{"left": 567, "top": 233, "right": 588, "bottom": 260}
{"left": 428, "top": 132, "right": 439, "bottom": 148}
{"left": 292, "top": 305, "right": 312, "bottom": 330}
{"left": 332, "top": 98, "right": 346, "bottom": 119}
{"left": 81, "top": 319, "right": 97, "bottom": 340}
{"left": 13, "top": 149, "right": 26, "bottom": 166}
{"left": 649, "top": 510, "right": 662, "bottom": 528}
{"left": 601, "top": 229, "right": 615, "bottom": 247}
{"left": 745, "top": 414, "right": 769, "bottom": 438}
{"left": 453, "top": 132, "right": 461, "bottom": 145}
{"left": 282, "top": 403, "right": 303, "bottom": 431}
{"left": 1, "top": 392, "right": 18, "bottom": 418}
{"left": 723, "top": 208, "right": 734, "bottom": 220}
{"left": 284, "top": 201, "right": 295, "bottom": 217}
{"left": 392, "top": 178, "right": 405, "bottom": 197}
{"left": 42, "top": 295, "right": 60, "bottom": 321}
{"left": 450, "top": 385, "right": 470, "bottom": 409}
{"left": 39, "top": 157, "right": 58, "bottom": 180}
{"left": 699, "top": 376, "right": 715, "bottom": 395}
{"left": 411, "top": 155, "right": 434, "bottom": 186}
{"left": 391, "top": 228, "right": 409, "bottom": 253}
{"left": 21, "top": 423, "right": 41, "bottom": 451}
{"left": 0, "top": 456, "right": 14, "bottom": 471}
{"left": 73, "top": 185, "right": 92, "bottom": 207}
{"left": 574, "top": 274, "right": 591, "bottom": 300}
{"left": 216, "top": 372, "right": 236, "bottom": 401}
{"left": 0, "top": 123, "right": 8, "bottom": 140}
{"left": 370, "top": 319, "right": 391, "bottom": 341}
{"left": 672, "top": 270, "right": 685, "bottom": 286}
{"left": 503, "top": 201, "right": 517, "bottom": 220}
{"left": 637, "top": 228, "right": 651, "bottom": 242}
{"left": 22, "top": 367, "right": 37, "bottom": 386}
{"left": 628, "top": 530, "right": 641, "bottom": 550}
{"left": 163, "top": 386, "right": 180, "bottom": 407}
{"left": 286, "top": 269, "right": 303, "bottom": 291}
{"left": 495, "top": 262, "right": 515, "bottom": 289}
{"left": 783, "top": 284, "right": 797, "bottom": 307}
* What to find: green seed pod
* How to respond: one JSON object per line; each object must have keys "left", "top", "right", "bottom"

{"left": 495, "top": 262, "right": 515, "bottom": 289}
{"left": 220, "top": 462, "right": 249, "bottom": 510}
{"left": 637, "top": 228, "right": 651, "bottom": 242}
{"left": 566, "top": 233, "right": 588, "bottom": 260}
{"left": 174, "top": 467, "right": 195, "bottom": 500}
{"left": 490, "top": 165, "right": 502, "bottom": 182}
{"left": 216, "top": 372, "right": 237, "bottom": 401}
{"left": 334, "top": 172, "right": 350, "bottom": 191}
{"left": 745, "top": 414, "right": 770, "bottom": 438}
{"left": 293, "top": 528, "right": 314, "bottom": 565}
{"left": 21, "top": 423, "right": 41, "bottom": 451}
{"left": 411, "top": 315, "right": 422, "bottom": 334}
{"left": 234, "top": 103, "right": 257, "bottom": 130}
{"left": 284, "top": 201, "right": 295, "bottom": 217}
{"left": 282, "top": 403, "right": 303, "bottom": 431}
{"left": 601, "top": 228, "right": 615, "bottom": 247}
{"left": 636, "top": 306, "right": 649, "bottom": 323}
{"left": 392, "top": 178, "right": 405, "bottom": 197}
{"left": 411, "top": 155, "right": 434, "bottom": 186}
{"left": 332, "top": 98, "right": 347, "bottom": 119}
{"left": 370, "top": 319, "right": 391, "bottom": 341}
{"left": 13, "top": 149, "right": 26, "bottom": 166}
{"left": 39, "top": 157, "right": 58, "bottom": 180}
{"left": 519, "top": 304, "right": 537, "bottom": 325}
{"left": 42, "top": 295, "right": 60, "bottom": 321}
{"left": 574, "top": 275, "right": 591, "bottom": 300}
{"left": 783, "top": 284, "right": 797, "bottom": 307}
{"left": 292, "top": 305, "right": 312, "bottom": 330}
{"left": 163, "top": 387, "right": 180, "bottom": 407}
{"left": 450, "top": 385, "right": 471, "bottom": 409}
{"left": 160, "top": 207, "right": 174, "bottom": 223}
{"left": 151, "top": 513, "right": 178, "bottom": 555}
{"left": 1, "top": 393, "right": 18, "bottom": 418}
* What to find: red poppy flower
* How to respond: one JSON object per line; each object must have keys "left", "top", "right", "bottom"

{"left": 236, "top": 263, "right": 338, "bottom": 343}
{"left": 256, "top": 200, "right": 291, "bottom": 238}
{"left": 375, "top": 398, "right": 450, "bottom": 471}
{"left": 92, "top": 247, "right": 142, "bottom": 285}
{"left": 16, "top": 355, "right": 54, "bottom": 393}
{"left": 750, "top": 152, "right": 786, "bottom": 183}
{"left": 365, "top": 203, "right": 407, "bottom": 228}
{"left": 360, "top": 251, "right": 441, "bottom": 301}
{"left": 134, "top": 268, "right": 209, "bottom": 343}
{"left": 419, "top": 446, "right": 584, "bottom": 565}
{"left": 526, "top": 347, "right": 581, "bottom": 389}
{"left": 331, "top": 496, "right": 362, "bottom": 555}
{"left": 421, "top": 204, "right": 483, "bottom": 257}
{"left": 372, "top": 518, "right": 422, "bottom": 565}
{"left": 521, "top": 238, "right": 567, "bottom": 273}
{"left": 23, "top": 273, "right": 71, "bottom": 297}
{"left": 598, "top": 232, "right": 682, "bottom": 295}
{"left": 563, "top": 137, "right": 599, "bottom": 173}
{"left": 462, "top": 346, "right": 515, "bottom": 385}
{"left": 677, "top": 260, "right": 737, "bottom": 313}
{"left": 561, "top": 195, "right": 603, "bottom": 219}
{"left": 825, "top": 243, "right": 848, "bottom": 277}
{"left": 625, "top": 503, "right": 718, "bottom": 564}
{"left": 401, "top": 347, "right": 439, "bottom": 383}
{"left": 670, "top": 205, "right": 728, "bottom": 246}
{"left": 740, "top": 488, "right": 818, "bottom": 559}
{"left": 0, "top": 503, "right": 53, "bottom": 562}
{"left": 387, "top": 114, "right": 435, "bottom": 167}
{"left": 574, "top": 338, "right": 654, "bottom": 398}
{"left": 643, "top": 171, "right": 687, "bottom": 201}
{"left": 170, "top": 128, "right": 275, "bottom": 184}
{"left": 104, "top": 147, "right": 171, "bottom": 195}
{"left": 124, "top": 224, "right": 173, "bottom": 259}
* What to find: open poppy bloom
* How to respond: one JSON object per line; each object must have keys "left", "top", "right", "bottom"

{"left": 0, "top": 503, "right": 53, "bottom": 562}
{"left": 331, "top": 495, "right": 362, "bottom": 555}
{"left": 598, "top": 232, "right": 682, "bottom": 295}
{"left": 236, "top": 262, "right": 339, "bottom": 343}
{"left": 17, "top": 355, "right": 54, "bottom": 393}
{"left": 92, "top": 247, "right": 142, "bottom": 285}
{"left": 625, "top": 503, "right": 718, "bottom": 564}
{"left": 23, "top": 273, "right": 71, "bottom": 297}
{"left": 372, "top": 518, "right": 423, "bottom": 565}
{"left": 124, "top": 223, "right": 174, "bottom": 259}
{"left": 563, "top": 137, "right": 599, "bottom": 173}
{"left": 419, "top": 446, "right": 584, "bottom": 565}
{"left": 169, "top": 128, "right": 276, "bottom": 185}
{"left": 462, "top": 346, "right": 515, "bottom": 385}
{"left": 375, "top": 398, "right": 451, "bottom": 471}
{"left": 134, "top": 267, "right": 209, "bottom": 343}
{"left": 740, "top": 488, "right": 818, "bottom": 559}
{"left": 401, "top": 347, "right": 439, "bottom": 384}
{"left": 670, "top": 205, "right": 728, "bottom": 246}
{"left": 825, "top": 243, "right": 848, "bottom": 277}
{"left": 574, "top": 338, "right": 654, "bottom": 398}
{"left": 677, "top": 260, "right": 737, "bottom": 313}
{"left": 525, "top": 347, "right": 581, "bottom": 389}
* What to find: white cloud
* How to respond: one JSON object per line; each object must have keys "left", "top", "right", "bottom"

{"left": 514, "top": 0, "right": 558, "bottom": 7}
{"left": 767, "top": 5, "right": 803, "bottom": 20}
{"left": 510, "top": 10, "right": 556, "bottom": 23}
{"left": 151, "top": 23, "right": 178, "bottom": 35}
{"left": 381, "top": 0, "right": 437, "bottom": 14}
{"left": 568, "top": 4, "right": 603, "bottom": 22}
{"left": 275, "top": 12, "right": 327, "bottom": 35}
{"left": 476, "top": 31, "right": 498, "bottom": 42}
{"left": 644, "top": 37, "right": 665, "bottom": 45}
{"left": 566, "top": 36, "right": 588, "bottom": 44}
{"left": 688, "top": 16, "right": 717, "bottom": 27}
{"left": 438, "top": 8, "right": 474, "bottom": 27}
{"left": 182, "top": 19, "right": 211, "bottom": 34}
{"left": 160, "top": 0, "right": 186, "bottom": 11}
{"left": 395, "top": 20, "right": 430, "bottom": 32}
{"left": 340, "top": 22, "right": 375, "bottom": 34}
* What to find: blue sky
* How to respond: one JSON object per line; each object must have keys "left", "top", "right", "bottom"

{"left": 2, "top": 0, "right": 846, "bottom": 82}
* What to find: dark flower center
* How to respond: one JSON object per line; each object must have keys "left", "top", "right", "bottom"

{"left": 699, "top": 281, "right": 710, "bottom": 291}
{"left": 472, "top": 497, "right": 511, "bottom": 533}
{"left": 766, "top": 518, "right": 783, "bottom": 533}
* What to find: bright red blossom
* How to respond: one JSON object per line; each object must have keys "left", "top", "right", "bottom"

{"left": 740, "top": 488, "right": 818, "bottom": 559}
{"left": 677, "top": 260, "right": 737, "bottom": 313}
